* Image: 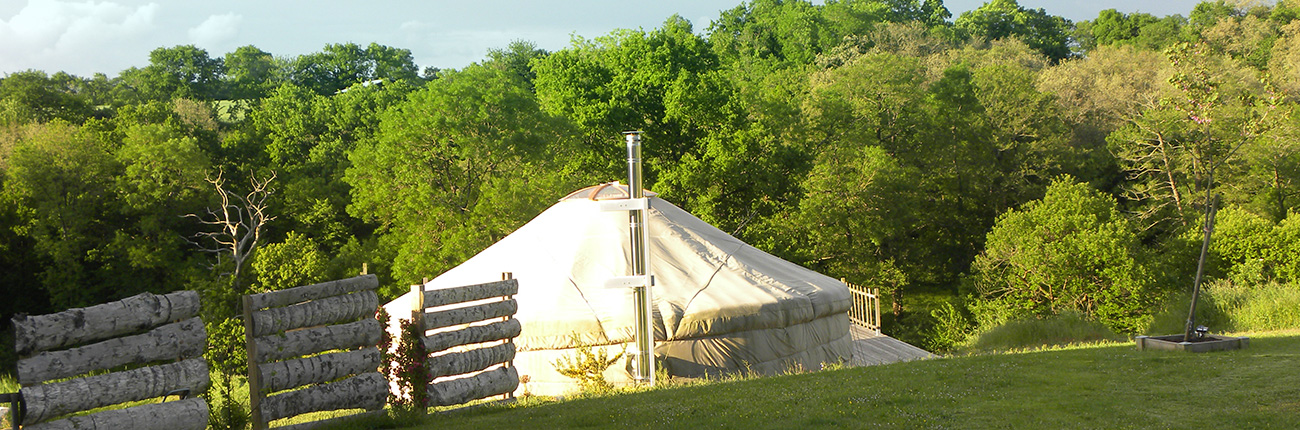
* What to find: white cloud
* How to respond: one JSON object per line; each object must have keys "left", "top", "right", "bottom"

{"left": 0, "top": 0, "right": 159, "bottom": 75}
{"left": 188, "top": 13, "right": 241, "bottom": 48}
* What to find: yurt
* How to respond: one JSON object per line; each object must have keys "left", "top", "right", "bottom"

{"left": 383, "top": 182, "right": 853, "bottom": 396}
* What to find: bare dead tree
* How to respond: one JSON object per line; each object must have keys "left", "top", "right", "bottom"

{"left": 185, "top": 169, "right": 277, "bottom": 294}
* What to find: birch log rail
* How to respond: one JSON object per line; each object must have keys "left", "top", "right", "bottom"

{"left": 243, "top": 274, "right": 385, "bottom": 430}
{"left": 409, "top": 274, "right": 522, "bottom": 411}
{"left": 9, "top": 291, "right": 210, "bottom": 430}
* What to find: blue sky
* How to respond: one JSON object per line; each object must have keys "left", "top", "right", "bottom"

{"left": 0, "top": 0, "right": 1210, "bottom": 76}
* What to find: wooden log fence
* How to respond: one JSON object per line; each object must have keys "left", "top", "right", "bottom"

{"left": 8, "top": 291, "right": 210, "bottom": 430}
{"left": 244, "top": 274, "right": 385, "bottom": 430}
{"left": 844, "top": 278, "right": 882, "bottom": 334}
{"left": 411, "top": 273, "right": 522, "bottom": 409}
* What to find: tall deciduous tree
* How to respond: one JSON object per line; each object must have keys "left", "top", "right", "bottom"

{"left": 955, "top": 0, "right": 1072, "bottom": 62}
{"left": 1, "top": 122, "right": 119, "bottom": 308}
{"left": 0, "top": 70, "right": 94, "bottom": 123}
{"left": 223, "top": 45, "right": 281, "bottom": 99}
{"left": 346, "top": 64, "right": 577, "bottom": 284}
{"left": 124, "top": 45, "right": 225, "bottom": 101}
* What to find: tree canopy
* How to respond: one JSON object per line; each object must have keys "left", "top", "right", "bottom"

{"left": 2, "top": 0, "right": 1299, "bottom": 363}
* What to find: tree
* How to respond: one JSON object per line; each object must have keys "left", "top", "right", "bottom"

{"left": 346, "top": 64, "right": 577, "bottom": 283}
{"left": 1106, "top": 42, "right": 1275, "bottom": 233}
{"left": 485, "top": 40, "right": 548, "bottom": 90}
{"left": 185, "top": 169, "right": 277, "bottom": 304}
{"left": 971, "top": 177, "right": 1157, "bottom": 334}
{"left": 954, "top": 0, "right": 1073, "bottom": 62}
{"left": 0, "top": 122, "right": 120, "bottom": 308}
{"left": 112, "top": 123, "right": 213, "bottom": 287}
{"left": 223, "top": 45, "right": 281, "bottom": 99}
{"left": 125, "top": 45, "right": 225, "bottom": 100}
{"left": 789, "top": 145, "right": 919, "bottom": 316}
{"left": 0, "top": 70, "right": 94, "bottom": 123}
{"left": 251, "top": 231, "right": 326, "bottom": 293}
{"left": 288, "top": 43, "right": 421, "bottom": 95}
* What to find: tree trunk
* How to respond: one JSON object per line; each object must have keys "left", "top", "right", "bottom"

{"left": 18, "top": 317, "right": 206, "bottom": 385}
{"left": 248, "top": 275, "right": 378, "bottom": 311}
{"left": 259, "top": 347, "right": 381, "bottom": 393}
{"left": 13, "top": 290, "right": 201, "bottom": 356}
{"left": 423, "top": 279, "right": 518, "bottom": 309}
{"left": 428, "top": 342, "right": 515, "bottom": 380}
{"left": 21, "top": 358, "right": 209, "bottom": 425}
{"left": 423, "top": 319, "right": 521, "bottom": 354}
{"left": 24, "top": 397, "right": 208, "bottom": 430}
{"left": 249, "top": 291, "right": 377, "bottom": 337}
{"left": 254, "top": 318, "right": 382, "bottom": 363}
{"left": 259, "top": 372, "right": 386, "bottom": 423}
{"left": 423, "top": 299, "right": 517, "bottom": 331}
{"left": 428, "top": 366, "right": 519, "bottom": 407}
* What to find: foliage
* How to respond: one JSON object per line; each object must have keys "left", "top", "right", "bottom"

{"left": 971, "top": 176, "right": 1157, "bottom": 334}
{"left": 251, "top": 231, "right": 327, "bottom": 293}
{"left": 3, "top": 0, "right": 1300, "bottom": 364}
{"left": 954, "top": 0, "right": 1073, "bottom": 62}
{"left": 206, "top": 369, "right": 251, "bottom": 430}
{"left": 205, "top": 317, "right": 251, "bottom": 430}
{"left": 551, "top": 334, "right": 626, "bottom": 395}
{"left": 381, "top": 309, "right": 429, "bottom": 414}
{"left": 346, "top": 64, "right": 577, "bottom": 283}
{"left": 925, "top": 301, "right": 972, "bottom": 352}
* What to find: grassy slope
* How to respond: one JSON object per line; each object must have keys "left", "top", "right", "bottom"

{"left": 411, "top": 330, "right": 1300, "bottom": 430}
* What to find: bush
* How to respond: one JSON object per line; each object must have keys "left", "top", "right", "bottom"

{"left": 925, "top": 302, "right": 972, "bottom": 352}
{"left": 380, "top": 308, "right": 428, "bottom": 414}
{"left": 551, "top": 334, "right": 625, "bottom": 395}
{"left": 970, "top": 176, "right": 1158, "bottom": 334}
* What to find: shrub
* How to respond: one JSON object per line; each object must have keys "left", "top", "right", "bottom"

{"left": 970, "top": 176, "right": 1158, "bottom": 334}
{"left": 206, "top": 370, "right": 250, "bottom": 430}
{"left": 925, "top": 301, "right": 972, "bottom": 352}
{"left": 551, "top": 334, "right": 625, "bottom": 395}
{"left": 380, "top": 308, "right": 428, "bottom": 414}
{"left": 204, "top": 316, "right": 252, "bottom": 430}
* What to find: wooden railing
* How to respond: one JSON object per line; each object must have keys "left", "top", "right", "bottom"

{"left": 843, "top": 278, "right": 882, "bottom": 334}
{"left": 243, "top": 274, "right": 386, "bottom": 430}
{"left": 411, "top": 273, "right": 521, "bottom": 407}
{"left": 9, "top": 291, "right": 210, "bottom": 430}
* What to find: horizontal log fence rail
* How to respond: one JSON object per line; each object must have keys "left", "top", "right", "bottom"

{"left": 243, "top": 274, "right": 386, "bottom": 430}
{"left": 411, "top": 273, "right": 521, "bottom": 409}
{"left": 7, "top": 291, "right": 210, "bottom": 430}
{"left": 844, "top": 278, "right": 882, "bottom": 334}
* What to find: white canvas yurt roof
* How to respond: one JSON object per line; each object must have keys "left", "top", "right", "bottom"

{"left": 384, "top": 182, "right": 852, "bottom": 395}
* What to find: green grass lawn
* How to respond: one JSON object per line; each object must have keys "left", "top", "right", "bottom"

{"left": 406, "top": 330, "right": 1300, "bottom": 430}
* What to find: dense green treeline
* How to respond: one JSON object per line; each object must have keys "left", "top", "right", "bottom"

{"left": 2, "top": 0, "right": 1300, "bottom": 370}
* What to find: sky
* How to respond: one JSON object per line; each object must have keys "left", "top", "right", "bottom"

{"left": 1, "top": 0, "right": 1211, "bottom": 77}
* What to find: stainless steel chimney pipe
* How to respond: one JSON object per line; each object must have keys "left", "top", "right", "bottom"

{"left": 624, "top": 131, "right": 654, "bottom": 385}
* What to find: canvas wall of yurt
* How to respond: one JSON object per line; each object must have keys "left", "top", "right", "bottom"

{"left": 384, "top": 183, "right": 853, "bottom": 396}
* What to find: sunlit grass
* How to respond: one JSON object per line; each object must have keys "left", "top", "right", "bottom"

{"left": 403, "top": 330, "right": 1300, "bottom": 430}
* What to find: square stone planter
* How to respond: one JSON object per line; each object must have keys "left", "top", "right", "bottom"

{"left": 1134, "top": 334, "right": 1249, "bottom": 352}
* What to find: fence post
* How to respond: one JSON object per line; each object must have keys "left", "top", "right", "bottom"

{"left": 412, "top": 279, "right": 427, "bottom": 415}
{"left": 243, "top": 295, "right": 265, "bottom": 430}
{"left": 873, "top": 288, "right": 882, "bottom": 334}
{"left": 502, "top": 272, "right": 515, "bottom": 401}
